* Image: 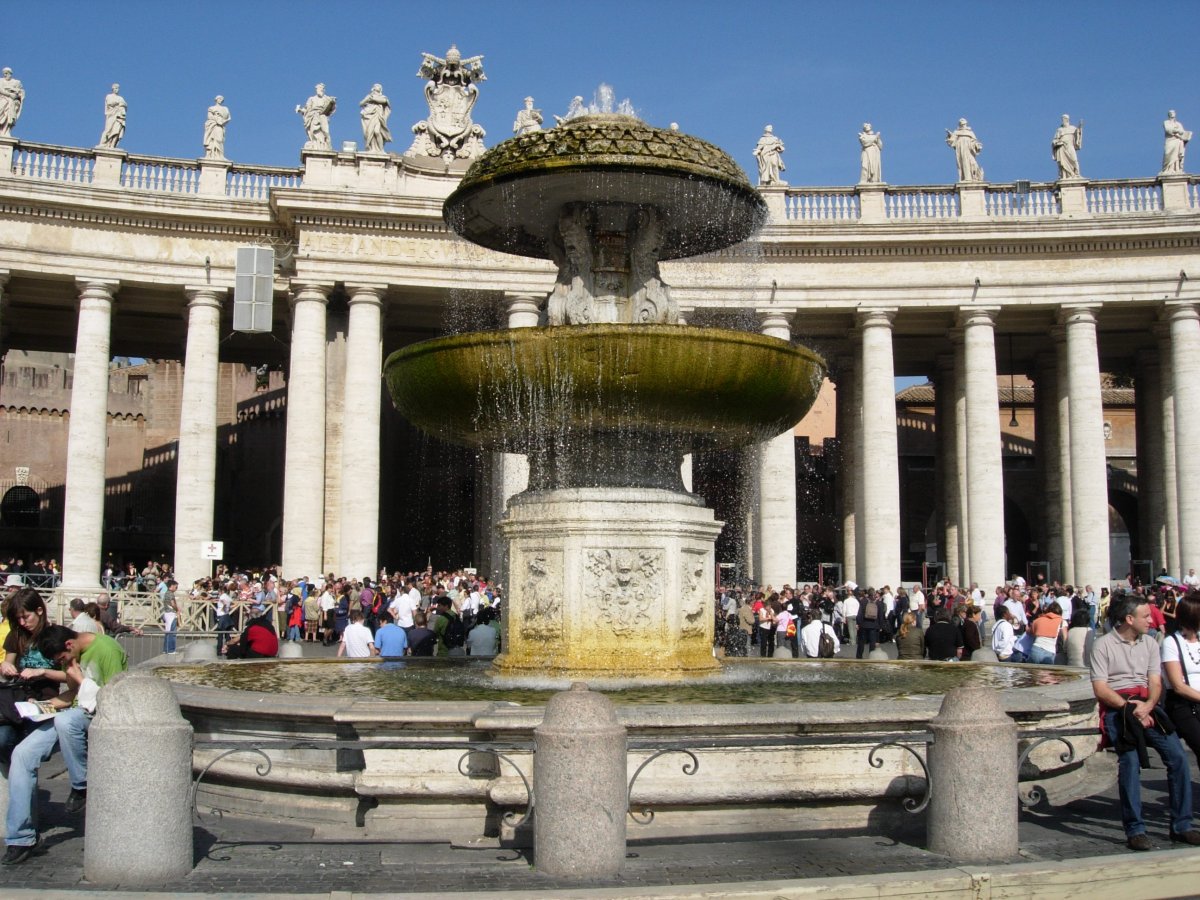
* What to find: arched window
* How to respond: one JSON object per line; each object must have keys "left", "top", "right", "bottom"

{"left": 1, "top": 485, "right": 40, "bottom": 527}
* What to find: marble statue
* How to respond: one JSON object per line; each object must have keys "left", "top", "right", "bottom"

{"left": 752, "top": 125, "right": 786, "bottom": 186}
{"left": 1162, "top": 110, "right": 1192, "bottom": 174}
{"left": 203, "top": 96, "right": 230, "bottom": 159}
{"left": 0, "top": 67, "right": 25, "bottom": 137}
{"left": 554, "top": 96, "right": 586, "bottom": 126}
{"left": 513, "top": 96, "right": 542, "bottom": 135}
{"left": 1051, "top": 114, "right": 1083, "bottom": 179}
{"left": 359, "top": 83, "right": 392, "bottom": 153}
{"left": 945, "top": 119, "right": 983, "bottom": 182}
{"left": 404, "top": 45, "right": 487, "bottom": 160}
{"left": 858, "top": 123, "right": 883, "bottom": 183}
{"left": 99, "top": 83, "right": 127, "bottom": 149}
{"left": 296, "top": 84, "right": 336, "bottom": 151}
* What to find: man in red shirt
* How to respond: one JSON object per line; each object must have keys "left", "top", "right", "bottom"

{"left": 224, "top": 613, "right": 279, "bottom": 659}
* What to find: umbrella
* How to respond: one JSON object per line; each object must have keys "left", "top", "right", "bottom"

{"left": 1157, "top": 575, "right": 1180, "bottom": 585}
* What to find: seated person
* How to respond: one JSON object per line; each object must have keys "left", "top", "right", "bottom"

{"left": 224, "top": 612, "right": 279, "bottom": 660}
{"left": 407, "top": 611, "right": 436, "bottom": 657}
{"left": 465, "top": 608, "right": 500, "bottom": 656}
{"left": 373, "top": 611, "right": 409, "bottom": 658}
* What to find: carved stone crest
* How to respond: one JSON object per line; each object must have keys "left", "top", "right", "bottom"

{"left": 14, "top": 466, "right": 29, "bottom": 486}
{"left": 405, "top": 45, "right": 487, "bottom": 162}
{"left": 680, "top": 552, "right": 708, "bottom": 635}
{"left": 583, "top": 548, "right": 662, "bottom": 636}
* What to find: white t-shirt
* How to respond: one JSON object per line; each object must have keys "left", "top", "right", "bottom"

{"left": 843, "top": 595, "right": 860, "bottom": 620}
{"left": 992, "top": 619, "right": 1016, "bottom": 658}
{"left": 389, "top": 593, "right": 417, "bottom": 628}
{"left": 800, "top": 619, "right": 840, "bottom": 657}
{"left": 1162, "top": 633, "right": 1200, "bottom": 688}
{"left": 341, "top": 622, "right": 375, "bottom": 658}
{"left": 319, "top": 590, "right": 335, "bottom": 613}
{"left": 911, "top": 590, "right": 926, "bottom": 612}
{"left": 70, "top": 612, "right": 103, "bottom": 635}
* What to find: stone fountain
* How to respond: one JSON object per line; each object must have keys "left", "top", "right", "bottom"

{"left": 385, "top": 113, "right": 825, "bottom": 677}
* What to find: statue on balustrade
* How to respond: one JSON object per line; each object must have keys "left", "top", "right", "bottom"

{"left": 753, "top": 125, "right": 787, "bottom": 186}
{"left": 0, "top": 67, "right": 25, "bottom": 137}
{"left": 358, "top": 83, "right": 392, "bottom": 153}
{"left": 296, "top": 83, "right": 336, "bottom": 151}
{"left": 858, "top": 123, "right": 883, "bottom": 183}
{"left": 513, "top": 96, "right": 543, "bottom": 135}
{"left": 1051, "top": 114, "right": 1083, "bottom": 179}
{"left": 99, "top": 83, "right": 127, "bottom": 149}
{"left": 945, "top": 119, "right": 983, "bottom": 182}
{"left": 1162, "top": 110, "right": 1192, "bottom": 174}
{"left": 203, "top": 96, "right": 230, "bottom": 159}
{"left": 405, "top": 45, "right": 487, "bottom": 161}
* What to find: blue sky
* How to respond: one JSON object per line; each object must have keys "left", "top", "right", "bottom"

{"left": 6, "top": 0, "right": 1197, "bottom": 186}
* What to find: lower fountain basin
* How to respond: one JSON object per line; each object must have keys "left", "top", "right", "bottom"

{"left": 383, "top": 324, "right": 826, "bottom": 457}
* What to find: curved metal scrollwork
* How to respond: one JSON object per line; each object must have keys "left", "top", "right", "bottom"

{"left": 458, "top": 749, "right": 535, "bottom": 828}
{"left": 191, "top": 747, "right": 273, "bottom": 820}
{"left": 627, "top": 748, "right": 700, "bottom": 825}
{"left": 1017, "top": 736, "right": 1077, "bottom": 808}
{"left": 868, "top": 741, "right": 930, "bottom": 813}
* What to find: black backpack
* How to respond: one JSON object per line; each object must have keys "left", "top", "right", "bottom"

{"left": 440, "top": 612, "right": 466, "bottom": 648}
{"left": 817, "top": 625, "right": 836, "bottom": 658}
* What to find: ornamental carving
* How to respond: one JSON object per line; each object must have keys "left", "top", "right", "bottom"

{"left": 519, "top": 551, "right": 561, "bottom": 639}
{"left": 405, "top": 45, "right": 487, "bottom": 161}
{"left": 583, "top": 548, "right": 661, "bottom": 636}
{"left": 680, "top": 552, "right": 709, "bottom": 635}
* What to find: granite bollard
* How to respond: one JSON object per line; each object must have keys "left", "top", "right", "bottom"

{"left": 278, "top": 641, "right": 304, "bottom": 659}
{"left": 533, "top": 682, "right": 627, "bottom": 878}
{"left": 182, "top": 641, "right": 216, "bottom": 662}
{"left": 84, "top": 671, "right": 194, "bottom": 886}
{"left": 927, "top": 685, "right": 1018, "bottom": 862}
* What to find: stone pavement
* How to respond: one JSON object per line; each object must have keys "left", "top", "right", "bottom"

{"left": 3, "top": 745, "right": 1200, "bottom": 897}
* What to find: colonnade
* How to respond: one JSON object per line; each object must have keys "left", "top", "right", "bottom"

{"left": 44, "top": 276, "right": 1200, "bottom": 593}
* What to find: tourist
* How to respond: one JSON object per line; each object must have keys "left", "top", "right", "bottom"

{"left": 3, "top": 622, "right": 127, "bottom": 865}
{"left": 67, "top": 598, "right": 103, "bottom": 635}
{"left": 961, "top": 605, "right": 983, "bottom": 660}
{"left": 1027, "top": 602, "right": 1065, "bottom": 666}
{"left": 1065, "top": 608, "right": 1094, "bottom": 667}
{"left": 302, "top": 589, "right": 321, "bottom": 642}
{"left": 214, "top": 582, "right": 235, "bottom": 656}
{"left": 772, "top": 599, "right": 796, "bottom": 658}
{"left": 855, "top": 589, "right": 882, "bottom": 659}
{"left": 465, "top": 607, "right": 500, "bottom": 657}
{"left": 338, "top": 609, "right": 376, "bottom": 659}
{"left": 432, "top": 597, "right": 466, "bottom": 657}
{"left": 842, "top": 587, "right": 859, "bottom": 646}
{"left": 800, "top": 612, "right": 840, "bottom": 658}
{"left": 407, "top": 611, "right": 436, "bottom": 657}
{"left": 224, "top": 611, "right": 279, "bottom": 660}
{"left": 1162, "top": 593, "right": 1200, "bottom": 762}
{"left": 1091, "top": 592, "right": 1200, "bottom": 851}
{"left": 373, "top": 610, "right": 408, "bottom": 658}
{"left": 924, "top": 607, "right": 962, "bottom": 661}
{"left": 894, "top": 611, "right": 924, "bottom": 660}
{"left": 95, "top": 593, "right": 140, "bottom": 636}
{"left": 160, "top": 579, "right": 180, "bottom": 653}
{"left": 319, "top": 582, "right": 337, "bottom": 645}
{"left": 757, "top": 593, "right": 777, "bottom": 657}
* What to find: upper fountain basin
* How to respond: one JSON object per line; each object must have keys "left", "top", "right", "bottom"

{"left": 444, "top": 114, "right": 766, "bottom": 260}
{"left": 383, "top": 324, "right": 825, "bottom": 454}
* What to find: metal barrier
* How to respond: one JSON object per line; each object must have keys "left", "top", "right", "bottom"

{"left": 116, "top": 630, "right": 220, "bottom": 667}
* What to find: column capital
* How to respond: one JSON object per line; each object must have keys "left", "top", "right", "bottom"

{"left": 345, "top": 282, "right": 388, "bottom": 304}
{"left": 757, "top": 309, "right": 792, "bottom": 339}
{"left": 1056, "top": 303, "right": 1102, "bottom": 327}
{"left": 1161, "top": 300, "right": 1200, "bottom": 324}
{"left": 183, "top": 285, "right": 228, "bottom": 309}
{"left": 288, "top": 281, "right": 333, "bottom": 306}
{"left": 955, "top": 305, "right": 1001, "bottom": 328}
{"left": 75, "top": 278, "right": 119, "bottom": 298}
{"left": 502, "top": 292, "right": 541, "bottom": 328}
{"left": 856, "top": 307, "right": 897, "bottom": 328}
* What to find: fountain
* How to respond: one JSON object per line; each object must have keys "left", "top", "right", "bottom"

{"left": 385, "top": 111, "right": 824, "bottom": 677}
{"left": 156, "top": 106, "right": 1098, "bottom": 838}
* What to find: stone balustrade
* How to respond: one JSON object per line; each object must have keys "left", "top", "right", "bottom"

{"left": 3, "top": 137, "right": 1197, "bottom": 224}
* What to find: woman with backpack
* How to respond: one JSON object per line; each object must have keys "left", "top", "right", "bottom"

{"left": 856, "top": 589, "right": 882, "bottom": 658}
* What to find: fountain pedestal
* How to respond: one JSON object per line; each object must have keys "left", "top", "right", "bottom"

{"left": 497, "top": 488, "right": 722, "bottom": 677}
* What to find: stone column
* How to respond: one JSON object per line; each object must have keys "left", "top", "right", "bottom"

{"left": 1052, "top": 327, "right": 1075, "bottom": 585}
{"left": 0, "top": 270, "right": 8, "bottom": 351}
{"left": 1167, "top": 303, "right": 1200, "bottom": 575}
{"left": 952, "top": 330, "right": 971, "bottom": 586}
{"left": 1156, "top": 322, "right": 1180, "bottom": 577}
{"left": 281, "top": 282, "right": 331, "bottom": 579}
{"left": 933, "top": 355, "right": 959, "bottom": 584}
{"left": 172, "top": 286, "right": 226, "bottom": 589}
{"left": 852, "top": 338, "right": 866, "bottom": 580}
{"left": 756, "top": 312, "right": 797, "bottom": 587}
{"left": 61, "top": 280, "right": 117, "bottom": 591}
{"left": 833, "top": 355, "right": 857, "bottom": 584}
{"left": 1034, "top": 356, "right": 1064, "bottom": 580}
{"left": 858, "top": 308, "right": 900, "bottom": 587}
{"left": 1135, "top": 352, "right": 1167, "bottom": 574}
{"left": 959, "top": 308, "right": 1006, "bottom": 588}
{"left": 338, "top": 283, "right": 385, "bottom": 579}
{"left": 1060, "top": 306, "right": 1109, "bottom": 590}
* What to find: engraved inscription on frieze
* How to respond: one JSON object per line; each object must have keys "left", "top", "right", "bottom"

{"left": 519, "top": 550, "right": 563, "bottom": 639}
{"left": 680, "top": 551, "right": 709, "bottom": 635}
{"left": 583, "top": 548, "right": 663, "bottom": 636}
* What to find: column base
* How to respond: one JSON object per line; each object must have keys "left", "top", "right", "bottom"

{"left": 495, "top": 487, "right": 722, "bottom": 678}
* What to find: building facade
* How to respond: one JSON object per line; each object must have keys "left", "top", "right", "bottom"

{"left": 0, "top": 131, "right": 1196, "bottom": 592}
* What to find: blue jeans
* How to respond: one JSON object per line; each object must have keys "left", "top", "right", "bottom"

{"left": 163, "top": 613, "right": 178, "bottom": 653}
{"left": 3, "top": 719, "right": 57, "bottom": 847}
{"left": 1028, "top": 645, "right": 1056, "bottom": 665}
{"left": 1104, "top": 708, "right": 1193, "bottom": 837}
{"left": 55, "top": 706, "right": 91, "bottom": 791}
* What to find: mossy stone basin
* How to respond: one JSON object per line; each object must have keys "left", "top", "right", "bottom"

{"left": 384, "top": 324, "right": 825, "bottom": 456}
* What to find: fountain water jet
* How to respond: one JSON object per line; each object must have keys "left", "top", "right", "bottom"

{"left": 385, "top": 113, "right": 825, "bottom": 677}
